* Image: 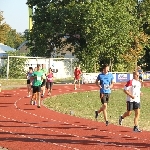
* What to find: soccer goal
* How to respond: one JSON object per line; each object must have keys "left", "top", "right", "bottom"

{"left": 0, "top": 56, "right": 78, "bottom": 83}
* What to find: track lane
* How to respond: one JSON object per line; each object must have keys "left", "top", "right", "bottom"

{"left": 0, "top": 84, "right": 150, "bottom": 150}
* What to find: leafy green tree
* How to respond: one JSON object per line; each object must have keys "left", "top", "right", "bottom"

{"left": 0, "top": 11, "right": 25, "bottom": 49}
{"left": 27, "top": 0, "right": 150, "bottom": 72}
{"left": 0, "top": 11, "right": 10, "bottom": 44}
{"left": 0, "top": 51, "right": 27, "bottom": 79}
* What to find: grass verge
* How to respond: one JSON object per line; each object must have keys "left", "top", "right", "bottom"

{"left": 44, "top": 88, "right": 150, "bottom": 131}
{"left": 0, "top": 78, "right": 73, "bottom": 90}
{"left": 0, "top": 79, "right": 26, "bottom": 90}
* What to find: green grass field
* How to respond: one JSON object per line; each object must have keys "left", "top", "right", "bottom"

{"left": 0, "top": 79, "right": 26, "bottom": 90}
{"left": 0, "top": 78, "right": 74, "bottom": 90}
{"left": 44, "top": 88, "right": 150, "bottom": 131}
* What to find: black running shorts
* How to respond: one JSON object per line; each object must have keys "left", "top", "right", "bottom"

{"left": 32, "top": 86, "right": 41, "bottom": 93}
{"left": 41, "top": 79, "right": 46, "bottom": 87}
{"left": 27, "top": 79, "right": 30, "bottom": 84}
{"left": 46, "top": 82, "right": 53, "bottom": 90}
{"left": 127, "top": 101, "right": 140, "bottom": 111}
{"left": 100, "top": 93, "right": 110, "bottom": 104}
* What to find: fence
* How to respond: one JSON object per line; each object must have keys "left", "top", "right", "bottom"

{"left": 0, "top": 56, "right": 78, "bottom": 82}
{"left": 82, "top": 72, "right": 150, "bottom": 84}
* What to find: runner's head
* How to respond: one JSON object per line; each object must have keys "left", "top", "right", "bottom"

{"left": 29, "top": 67, "right": 33, "bottom": 72}
{"left": 49, "top": 68, "right": 52, "bottom": 73}
{"left": 102, "top": 64, "right": 109, "bottom": 74}
{"left": 133, "top": 71, "right": 139, "bottom": 80}
{"left": 34, "top": 67, "right": 37, "bottom": 72}
{"left": 76, "top": 66, "right": 79, "bottom": 70}
{"left": 37, "top": 64, "right": 41, "bottom": 71}
{"left": 42, "top": 64, "right": 46, "bottom": 69}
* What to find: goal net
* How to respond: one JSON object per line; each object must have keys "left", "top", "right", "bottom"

{"left": 0, "top": 56, "right": 78, "bottom": 83}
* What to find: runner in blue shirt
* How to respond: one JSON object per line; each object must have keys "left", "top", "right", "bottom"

{"left": 95, "top": 64, "right": 114, "bottom": 126}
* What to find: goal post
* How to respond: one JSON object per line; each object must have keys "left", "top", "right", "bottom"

{"left": 6, "top": 56, "right": 46, "bottom": 80}
{"left": 1, "top": 56, "right": 78, "bottom": 82}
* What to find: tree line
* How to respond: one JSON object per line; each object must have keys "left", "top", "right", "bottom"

{"left": 0, "top": 0, "right": 150, "bottom": 79}
{"left": 0, "top": 11, "right": 25, "bottom": 49}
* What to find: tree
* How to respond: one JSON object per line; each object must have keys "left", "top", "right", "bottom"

{"left": 27, "top": 0, "right": 150, "bottom": 72}
{"left": 0, "top": 51, "right": 27, "bottom": 79}
{"left": 0, "top": 11, "right": 25, "bottom": 49}
{"left": 122, "top": 0, "right": 150, "bottom": 71}
{"left": 0, "top": 11, "right": 10, "bottom": 44}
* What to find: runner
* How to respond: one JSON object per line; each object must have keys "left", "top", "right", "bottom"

{"left": 26, "top": 67, "right": 33, "bottom": 97}
{"left": 74, "top": 66, "right": 82, "bottom": 90}
{"left": 30, "top": 64, "right": 43, "bottom": 108}
{"left": 31, "top": 66, "right": 38, "bottom": 102}
{"left": 119, "top": 71, "right": 142, "bottom": 132}
{"left": 34, "top": 67, "right": 37, "bottom": 72}
{"left": 46, "top": 68, "right": 54, "bottom": 96}
{"left": 41, "top": 64, "right": 47, "bottom": 98}
{"left": 95, "top": 64, "right": 114, "bottom": 126}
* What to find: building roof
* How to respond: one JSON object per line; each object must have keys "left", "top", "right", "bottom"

{"left": 0, "top": 43, "right": 15, "bottom": 53}
{"left": 0, "top": 49, "right": 6, "bottom": 54}
{"left": 17, "top": 41, "right": 28, "bottom": 50}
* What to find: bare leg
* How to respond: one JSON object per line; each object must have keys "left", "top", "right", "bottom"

{"left": 42, "top": 86, "right": 46, "bottom": 95}
{"left": 37, "top": 92, "right": 41, "bottom": 107}
{"left": 134, "top": 109, "right": 140, "bottom": 126}
{"left": 78, "top": 80, "right": 80, "bottom": 88}
{"left": 98, "top": 103, "right": 107, "bottom": 121}
{"left": 27, "top": 84, "right": 31, "bottom": 97}
{"left": 74, "top": 80, "right": 77, "bottom": 89}
{"left": 122, "top": 111, "right": 132, "bottom": 119}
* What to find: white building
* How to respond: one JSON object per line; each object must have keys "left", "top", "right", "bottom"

{"left": 0, "top": 43, "right": 16, "bottom": 67}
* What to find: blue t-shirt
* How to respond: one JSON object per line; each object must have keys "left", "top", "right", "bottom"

{"left": 138, "top": 69, "right": 143, "bottom": 77}
{"left": 97, "top": 73, "right": 114, "bottom": 94}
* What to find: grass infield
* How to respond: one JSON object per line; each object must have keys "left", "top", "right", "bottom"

{"left": 0, "top": 78, "right": 73, "bottom": 90}
{"left": 0, "top": 79, "right": 26, "bottom": 89}
{"left": 44, "top": 88, "right": 150, "bottom": 131}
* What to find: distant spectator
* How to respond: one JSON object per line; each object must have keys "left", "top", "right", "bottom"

{"left": 137, "top": 66, "right": 144, "bottom": 87}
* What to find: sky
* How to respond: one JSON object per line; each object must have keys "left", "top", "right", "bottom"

{"left": 0, "top": 0, "right": 28, "bottom": 33}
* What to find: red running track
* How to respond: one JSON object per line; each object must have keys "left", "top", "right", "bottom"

{"left": 0, "top": 83, "right": 150, "bottom": 150}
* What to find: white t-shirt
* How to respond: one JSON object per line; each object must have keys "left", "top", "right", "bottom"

{"left": 124, "top": 79, "right": 141, "bottom": 103}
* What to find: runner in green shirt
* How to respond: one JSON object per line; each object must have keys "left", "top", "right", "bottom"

{"left": 31, "top": 64, "right": 43, "bottom": 108}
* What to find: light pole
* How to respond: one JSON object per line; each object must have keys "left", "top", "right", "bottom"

{"left": 28, "top": 7, "right": 33, "bottom": 31}
{"left": 135, "top": 0, "right": 140, "bottom": 70}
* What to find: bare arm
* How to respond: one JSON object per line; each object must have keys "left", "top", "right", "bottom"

{"left": 95, "top": 79, "right": 102, "bottom": 88}
{"left": 123, "top": 89, "right": 134, "bottom": 99}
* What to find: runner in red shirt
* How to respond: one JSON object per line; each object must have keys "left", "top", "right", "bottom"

{"left": 74, "top": 66, "right": 82, "bottom": 90}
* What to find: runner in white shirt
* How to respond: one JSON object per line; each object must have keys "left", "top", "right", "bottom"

{"left": 119, "top": 71, "right": 142, "bottom": 132}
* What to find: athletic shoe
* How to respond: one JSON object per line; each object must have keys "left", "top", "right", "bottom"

{"left": 74, "top": 87, "right": 77, "bottom": 90}
{"left": 48, "top": 92, "right": 51, "bottom": 96}
{"left": 133, "top": 126, "right": 141, "bottom": 132}
{"left": 27, "top": 95, "right": 30, "bottom": 98}
{"left": 37, "top": 105, "right": 41, "bottom": 108}
{"left": 41, "top": 94, "right": 44, "bottom": 98}
{"left": 119, "top": 116, "right": 123, "bottom": 125}
{"left": 95, "top": 110, "right": 98, "bottom": 119}
{"left": 106, "top": 121, "right": 109, "bottom": 126}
